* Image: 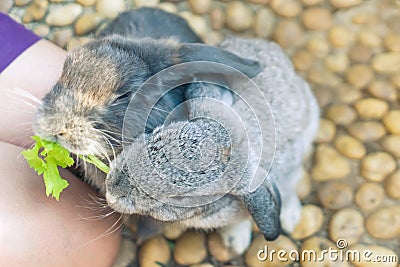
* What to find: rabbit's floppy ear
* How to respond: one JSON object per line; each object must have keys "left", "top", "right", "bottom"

{"left": 241, "top": 182, "right": 281, "bottom": 240}
{"left": 98, "top": 8, "right": 202, "bottom": 43}
{"left": 178, "top": 43, "right": 263, "bottom": 78}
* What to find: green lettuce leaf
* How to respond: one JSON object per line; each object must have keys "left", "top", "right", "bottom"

{"left": 22, "top": 135, "right": 109, "bottom": 200}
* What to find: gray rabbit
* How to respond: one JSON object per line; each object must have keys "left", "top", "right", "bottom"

{"left": 33, "top": 7, "right": 319, "bottom": 256}
{"left": 106, "top": 37, "right": 320, "bottom": 253}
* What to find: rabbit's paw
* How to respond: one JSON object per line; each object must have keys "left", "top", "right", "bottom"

{"left": 218, "top": 219, "right": 252, "bottom": 255}
{"left": 280, "top": 196, "right": 302, "bottom": 233}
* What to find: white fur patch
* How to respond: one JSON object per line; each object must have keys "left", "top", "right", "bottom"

{"left": 218, "top": 219, "right": 253, "bottom": 255}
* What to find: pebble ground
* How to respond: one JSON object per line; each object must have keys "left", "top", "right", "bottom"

{"left": 2, "top": 0, "right": 400, "bottom": 266}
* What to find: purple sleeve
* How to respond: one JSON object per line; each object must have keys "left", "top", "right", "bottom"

{"left": 0, "top": 12, "right": 41, "bottom": 73}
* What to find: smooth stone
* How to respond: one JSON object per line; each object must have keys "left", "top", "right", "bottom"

{"left": 273, "top": 20, "right": 303, "bottom": 48}
{"left": 226, "top": 1, "right": 253, "bottom": 32}
{"left": 96, "top": 0, "right": 125, "bottom": 19}
{"left": 190, "top": 16, "right": 208, "bottom": 37}
{"left": 189, "top": 0, "right": 212, "bottom": 14}
{"left": 291, "top": 205, "right": 324, "bottom": 239}
{"left": 67, "top": 37, "right": 91, "bottom": 51}
{"left": 22, "top": 0, "right": 48, "bottom": 23}
{"left": 350, "top": 245, "right": 398, "bottom": 267}
{"left": 318, "top": 181, "right": 353, "bottom": 210}
{"left": 77, "top": 0, "right": 97, "bottom": 6}
{"left": 162, "top": 224, "right": 184, "bottom": 240}
{"left": 335, "top": 135, "right": 366, "bottom": 159}
{"left": 15, "top": 0, "right": 31, "bottom": 6}
{"left": 245, "top": 234, "right": 297, "bottom": 267}
{"left": 308, "top": 68, "right": 341, "bottom": 87}
{"left": 383, "top": 110, "right": 400, "bottom": 134}
{"left": 325, "top": 53, "right": 349, "bottom": 73}
{"left": 296, "top": 171, "right": 312, "bottom": 200}
{"left": 335, "top": 84, "right": 362, "bottom": 103}
{"left": 135, "top": 0, "right": 160, "bottom": 7}
{"left": 361, "top": 152, "right": 396, "bottom": 182}
{"left": 138, "top": 236, "right": 170, "bottom": 267}
{"left": 0, "top": 0, "right": 13, "bottom": 12}
{"left": 329, "top": 208, "right": 364, "bottom": 245}
{"left": 349, "top": 44, "right": 373, "bottom": 64}
{"left": 33, "top": 24, "right": 50, "bottom": 37}
{"left": 300, "top": 237, "right": 346, "bottom": 267}
{"left": 330, "top": 0, "right": 362, "bottom": 8}
{"left": 307, "top": 36, "right": 330, "bottom": 58}
{"left": 372, "top": 52, "right": 400, "bottom": 74}
{"left": 346, "top": 64, "right": 374, "bottom": 88}
{"left": 302, "top": 0, "right": 323, "bottom": 5}
{"left": 247, "top": 0, "right": 270, "bottom": 3}
{"left": 315, "top": 118, "right": 336, "bottom": 143}
{"left": 207, "top": 232, "right": 236, "bottom": 262}
{"left": 302, "top": 7, "right": 333, "bottom": 30}
{"left": 384, "top": 33, "right": 400, "bottom": 51}
{"left": 292, "top": 50, "right": 314, "bottom": 72}
{"left": 325, "top": 104, "right": 356, "bottom": 126}
{"left": 385, "top": 170, "right": 400, "bottom": 199}
{"left": 328, "top": 26, "right": 354, "bottom": 48}
{"left": 366, "top": 206, "right": 400, "bottom": 239}
{"left": 311, "top": 145, "right": 351, "bottom": 181}
{"left": 352, "top": 12, "right": 378, "bottom": 25}
{"left": 75, "top": 13, "right": 103, "bottom": 35}
{"left": 180, "top": 12, "right": 207, "bottom": 37}
{"left": 358, "top": 30, "right": 382, "bottom": 47}
{"left": 355, "top": 182, "right": 384, "bottom": 212}
{"left": 388, "top": 16, "right": 400, "bottom": 32}
{"left": 210, "top": 8, "right": 225, "bottom": 30}
{"left": 354, "top": 98, "right": 389, "bottom": 119}
{"left": 348, "top": 122, "right": 386, "bottom": 142}
{"left": 190, "top": 264, "right": 214, "bottom": 267}
{"left": 391, "top": 74, "right": 400, "bottom": 89}
{"left": 382, "top": 135, "right": 400, "bottom": 157}
{"left": 174, "top": 231, "right": 207, "bottom": 265}
{"left": 314, "top": 86, "right": 334, "bottom": 108}
{"left": 45, "top": 4, "right": 83, "bottom": 26}
{"left": 157, "top": 3, "right": 177, "bottom": 13}
{"left": 254, "top": 8, "right": 275, "bottom": 38}
{"left": 270, "top": 0, "right": 302, "bottom": 18}
{"left": 368, "top": 80, "right": 398, "bottom": 101}
{"left": 51, "top": 28, "right": 73, "bottom": 48}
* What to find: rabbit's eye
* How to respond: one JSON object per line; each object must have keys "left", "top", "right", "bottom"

{"left": 113, "top": 91, "right": 131, "bottom": 104}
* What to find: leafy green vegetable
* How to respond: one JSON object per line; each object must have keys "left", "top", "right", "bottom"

{"left": 22, "top": 135, "right": 109, "bottom": 200}
{"left": 78, "top": 155, "right": 110, "bottom": 174}
{"left": 155, "top": 262, "right": 169, "bottom": 267}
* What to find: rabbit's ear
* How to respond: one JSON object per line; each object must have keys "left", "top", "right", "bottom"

{"left": 241, "top": 183, "right": 281, "bottom": 240}
{"left": 178, "top": 43, "right": 262, "bottom": 78}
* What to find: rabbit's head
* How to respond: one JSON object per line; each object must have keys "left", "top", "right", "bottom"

{"left": 33, "top": 35, "right": 262, "bottom": 158}
{"left": 105, "top": 118, "right": 281, "bottom": 240}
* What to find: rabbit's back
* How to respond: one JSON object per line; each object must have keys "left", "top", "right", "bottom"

{"left": 219, "top": 38, "right": 319, "bottom": 178}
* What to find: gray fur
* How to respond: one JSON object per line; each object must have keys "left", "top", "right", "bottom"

{"left": 33, "top": 12, "right": 262, "bottom": 191}
{"left": 98, "top": 7, "right": 202, "bottom": 43}
{"left": 33, "top": 8, "right": 319, "bottom": 253}
{"left": 105, "top": 37, "right": 320, "bottom": 240}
